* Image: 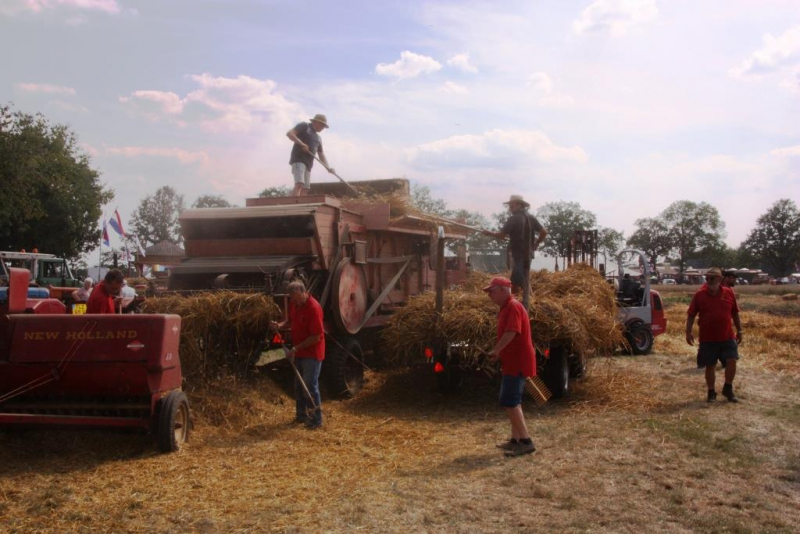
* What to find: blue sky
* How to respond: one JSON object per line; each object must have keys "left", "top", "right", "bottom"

{"left": 2, "top": 0, "right": 799, "bottom": 254}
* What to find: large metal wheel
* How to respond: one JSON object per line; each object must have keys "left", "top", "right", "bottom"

{"left": 157, "top": 391, "right": 190, "bottom": 453}
{"left": 331, "top": 258, "right": 368, "bottom": 335}
{"left": 325, "top": 337, "right": 365, "bottom": 399}
{"left": 543, "top": 347, "right": 570, "bottom": 399}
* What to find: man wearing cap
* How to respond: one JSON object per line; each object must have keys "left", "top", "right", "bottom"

{"left": 286, "top": 114, "right": 335, "bottom": 196}
{"left": 484, "top": 276, "right": 537, "bottom": 457}
{"left": 483, "top": 195, "right": 547, "bottom": 294}
{"left": 686, "top": 267, "right": 743, "bottom": 402}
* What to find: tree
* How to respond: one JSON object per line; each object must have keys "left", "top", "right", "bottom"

{"left": 661, "top": 201, "right": 726, "bottom": 276}
{"left": 410, "top": 184, "right": 449, "bottom": 217}
{"left": 627, "top": 217, "right": 672, "bottom": 267}
{"left": 535, "top": 201, "right": 597, "bottom": 266}
{"left": 129, "top": 186, "right": 185, "bottom": 246}
{"left": 0, "top": 105, "right": 113, "bottom": 258}
{"left": 597, "top": 227, "right": 625, "bottom": 259}
{"left": 742, "top": 199, "right": 800, "bottom": 277}
{"left": 193, "top": 195, "right": 232, "bottom": 208}
{"left": 257, "top": 186, "right": 291, "bottom": 198}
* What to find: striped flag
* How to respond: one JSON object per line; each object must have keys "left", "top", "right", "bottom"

{"left": 102, "top": 218, "right": 110, "bottom": 247}
{"left": 109, "top": 209, "right": 126, "bottom": 238}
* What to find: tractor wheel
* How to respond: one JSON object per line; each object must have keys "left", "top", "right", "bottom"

{"left": 544, "top": 347, "right": 570, "bottom": 399}
{"left": 569, "top": 353, "right": 587, "bottom": 378}
{"left": 627, "top": 323, "right": 654, "bottom": 355}
{"left": 325, "top": 337, "right": 365, "bottom": 399}
{"left": 157, "top": 391, "right": 190, "bottom": 453}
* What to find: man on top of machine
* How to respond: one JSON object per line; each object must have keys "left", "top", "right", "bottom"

{"left": 86, "top": 269, "right": 124, "bottom": 314}
{"left": 482, "top": 195, "right": 548, "bottom": 294}
{"left": 286, "top": 114, "right": 336, "bottom": 196}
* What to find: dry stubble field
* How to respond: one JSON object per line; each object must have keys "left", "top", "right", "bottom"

{"left": 1, "top": 289, "right": 799, "bottom": 533}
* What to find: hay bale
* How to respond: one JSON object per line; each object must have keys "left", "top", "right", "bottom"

{"left": 142, "top": 291, "right": 281, "bottom": 378}
{"left": 382, "top": 264, "right": 623, "bottom": 365}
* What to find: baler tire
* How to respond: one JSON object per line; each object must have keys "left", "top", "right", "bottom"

{"left": 158, "top": 391, "right": 190, "bottom": 453}
{"left": 569, "top": 353, "right": 587, "bottom": 378}
{"left": 627, "top": 323, "right": 654, "bottom": 355}
{"left": 325, "top": 338, "right": 365, "bottom": 399}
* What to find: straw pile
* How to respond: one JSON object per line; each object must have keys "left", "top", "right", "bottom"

{"left": 382, "top": 263, "right": 623, "bottom": 365}
{"left": 141, "top": 291, "right": 281, "bottom": 378}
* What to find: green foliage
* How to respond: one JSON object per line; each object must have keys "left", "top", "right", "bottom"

{"left": 661, "top": 201, "right": 726, "bottom": 274}
{"left": 129, "top": 186, "right": 185, "bottom": 247}
{"left": 410, "top": 184, "right": 449, "bottom": 217}
{"left": 597, "top": 227, "right": 625, "bottom": 258}
{"left": 257, "top": 186, "right": 291, "bottom": 198}
{"left": 627, "top": 217, "right": 672, "bottom": 265}
{"left": 535, "top": 201, "right": 597, "bottom": 260}
{"left": 741, "top": 199, "right": 800, "bottom": 277}
{"left": 0, "top": 105, "right": 113, "bottom": 258}
{"left": 193, "top": 195, "right": 233, "bottom": 208}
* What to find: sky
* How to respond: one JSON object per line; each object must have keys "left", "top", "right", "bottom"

{"left": 2, "top": 0, "right": 799, "bottom": 254}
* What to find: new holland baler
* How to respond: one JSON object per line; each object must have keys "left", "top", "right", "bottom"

{"left": 0, "top": 268, "right": 190, "bottom": 452}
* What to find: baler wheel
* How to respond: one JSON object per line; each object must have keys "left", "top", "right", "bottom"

{"left": 158, "top": 391, "right": 190, "bottom": 453}
{"left": 325, "top": 337, "right": 365, "bottom": 399}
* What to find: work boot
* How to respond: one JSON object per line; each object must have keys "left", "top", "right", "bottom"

{"left": 495, "top": 439, "right": 518, "bottom": 451}
{"left": 722, "top": 384, "right": 738, "bottom": 403}
{"left": 504, "top": 440, "right": 536, "bottom": 457}
{"left": 707, "top": 390, "right": 717, "bottom": 402}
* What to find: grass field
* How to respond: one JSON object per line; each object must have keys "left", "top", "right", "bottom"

{"left": 1, "top": 292, "right": 798, "bottom": 533}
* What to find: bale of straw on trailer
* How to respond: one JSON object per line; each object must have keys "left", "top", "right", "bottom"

{"left": 142, "top": 291, "right": 281, "bottom": 378}
{"left": 382, "top": 263, "right": 624, "bottom": 366}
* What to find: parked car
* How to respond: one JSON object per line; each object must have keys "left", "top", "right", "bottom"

{"left": 777, "top": 277, "right": 791, "bottom": 285}
{"left": 662, "top": 278, "right": 676, "bottom": 285}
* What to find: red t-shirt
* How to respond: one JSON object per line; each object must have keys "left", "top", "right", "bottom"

{"left": 687, "top": 284, "right": 740, "bottom": 343}
{"left": 86, "top": 281, "right": 116, "bottom": 314}
{"left": 497, "top": 296, "right": 536, "bottom": 377}
{"left": 289, "top": 296, "right": 325, "bottom": 360}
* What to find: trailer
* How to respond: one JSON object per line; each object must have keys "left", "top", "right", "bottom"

{"left": 0, "top": 267, "right": 190, "bottom": 452}
{"left": 170, "top": 179, "right": 471, "bottom": 397}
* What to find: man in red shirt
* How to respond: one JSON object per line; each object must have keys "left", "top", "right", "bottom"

{"left": 686, "top": 267, "right": 743, "bottom": 402}
{"left": 86, "top": 269, "right": 124, "bottom": 314}
{"left": 484, "top": 276, "right": 537, "bottom": 457}
{"left": 271, "top": 280, "right": 325, "bottom": 428}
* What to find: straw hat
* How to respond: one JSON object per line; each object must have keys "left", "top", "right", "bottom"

{"left": 503, "top": 194, "right": 530, "bottom": 207}
{"left": 705, "top": 267, "right": 723, "bottom": 278}
{"left": 310, "top": 114, "right": 329, "bottom": 128}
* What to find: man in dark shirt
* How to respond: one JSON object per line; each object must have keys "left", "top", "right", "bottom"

{"left": 286, "top": 114, "right": 335, "bottom": 196}
{"left": 483, "top": 195, "right": 547, "bottom": 293}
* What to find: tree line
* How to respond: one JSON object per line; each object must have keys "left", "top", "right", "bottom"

{"left": 2, "top": 106, "right": 798, "bottom": 276}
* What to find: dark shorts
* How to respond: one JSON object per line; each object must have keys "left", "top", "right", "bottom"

{"left": 500, "top": 374, "right": 526, "bottom": 407}
{"left": 510, "top": 260, "right": 526, "bottom": 288}
{"left": 697, "top": 339, "right": 739, "bottom": 368}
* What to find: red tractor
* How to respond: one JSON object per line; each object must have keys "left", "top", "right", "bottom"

{"left": 613, "top": 249, "right": 668, "bottom": 354}
{"left": 0, "top": 268, "right": 190, "bottom": 452}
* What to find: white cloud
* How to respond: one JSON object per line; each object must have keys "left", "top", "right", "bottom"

{"left": 375, "top": 51, "right": 442, "bottom": 80}
{"left": 527, "top": 72, "right": 574, "bottom": 107}
{"left": 730, "top": 26, "right": 800, "bottom": 78}
{"left": 771, "top": 145, "right": 800, "bottom": 157}
{"left": 120, "top": 74, "right": 301, "bottom": 134}
{"left": 438, "top": 81, "right": 469, "bottom": 95}
{"left": 405, "top": 129, "right": 588, "bottom": 170}
{"left": 447, "top": 53, "right": 478, "bottom": 74}
{"left": 119, "top": 90, "right": 184, "bottom": 114}
{"left": 105, "top": 146, "right": 210, "bottom": 166}
{"left": 527, "top": 72, "right": 553, "bottom": 92}
{"left": 16, "top": 82, "right": 76, "bottom": 96}
{"left": 8, "top": 0, "right": 121, "bottom": 14}
{"left": 573, "top": 0, "right": 658, "bottom": 37}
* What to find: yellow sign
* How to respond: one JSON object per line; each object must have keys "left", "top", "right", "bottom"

{"left": 73, "top": 303, "right": 87, "bottom": 315}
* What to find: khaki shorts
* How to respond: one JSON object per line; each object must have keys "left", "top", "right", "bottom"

{"left": 292, "top": 163, "right": 311, "bottom": 189}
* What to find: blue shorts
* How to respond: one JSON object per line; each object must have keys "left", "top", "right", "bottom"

{"left": 697, "top": 339, "right": 739, "bottom": 368}
{"left": 500, "top": 374, "right": 525, "bottom": 407}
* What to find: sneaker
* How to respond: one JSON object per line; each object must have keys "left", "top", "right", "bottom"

{"left": 495, "top": 439, "right": 518, "bottom": 451}
{"left": 305, "top": 421, "right": 323, "bottom": 430}
{"left": 707, "top": 390, "right": 717, "bottom": 402}
{"left": 504, "top": 440, "right": 536, "bottom": 457}
{"left": 291, "top": 417, "right": 308, "bottom": 425}
{"left": 722, "top": 384, "right": 738, "bottom": 403}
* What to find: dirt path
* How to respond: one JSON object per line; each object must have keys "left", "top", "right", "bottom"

{"left": 2, "top": 338, "right": 799, "bottom": 533}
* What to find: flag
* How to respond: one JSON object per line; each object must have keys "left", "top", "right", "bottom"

{"left": 109, "top": 209, "right": 126, "bottom": 238}
{"left": 134, "top": 235, "right": 146, "bottom": 257}
{"left": 102, "top": 218, "right": 110, "bottom": 247}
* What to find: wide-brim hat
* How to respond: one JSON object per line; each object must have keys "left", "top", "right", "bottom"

{"left": 482, "top": 276, "right": 513, "bottom": 292}
{"left": 310, "top": 113, "right": 329, "bottom": 128}
{"left": 503, "top": 194, "right": 530, "bottom": 207}
{"left": 705, "top": 267, "right": 723, "bottom": 278}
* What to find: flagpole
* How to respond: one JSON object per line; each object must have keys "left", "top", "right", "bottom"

{"left": 98, "top": 211, "right": 104, "bottom": 280}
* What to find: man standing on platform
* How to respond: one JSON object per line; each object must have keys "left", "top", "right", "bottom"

{"left": 286, "top": 114, "right": 335, "bottom": 196}
{"left": 484, "top": 276, "right": 537, "bottom": 457}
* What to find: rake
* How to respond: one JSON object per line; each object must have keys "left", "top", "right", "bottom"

{"left": 476, "top": 347, "right": 551, "bottom": 405}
